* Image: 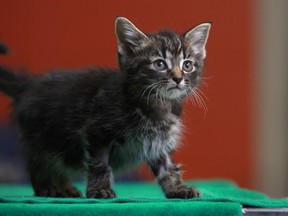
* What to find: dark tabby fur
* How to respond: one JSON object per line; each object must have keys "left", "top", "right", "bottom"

{"left": 0, "top": 17, "right": 211, "bottom": 199}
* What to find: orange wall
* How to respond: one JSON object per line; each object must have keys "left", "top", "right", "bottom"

{"left": 0, "top": 0, "right": 253, "bottom": 188}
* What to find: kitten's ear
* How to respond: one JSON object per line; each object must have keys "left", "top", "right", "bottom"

{"left": 115, "top": 17, "right": 148, "bottom": 55}
{"left": 185, "top": 23, "right": 211, "bottom": 59}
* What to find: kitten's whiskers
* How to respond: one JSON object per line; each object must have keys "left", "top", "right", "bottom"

{"left": 139, "top": 80, "right": 168, "bottom": 106}
{"left": 159, "top": 85, "right": 168, "bottom": 105}
{"left": 139, "top": 82, "right": 159, "bottom": 105}
{"left": 185, "top": 80, "right": 208, "bottom": 116}
{"left": 146, "top": 84, "right": 161, "bottom": 105}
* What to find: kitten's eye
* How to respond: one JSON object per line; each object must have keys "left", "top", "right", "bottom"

{"left": 153, "top": 59, "right": 168, "bottom": 71}
{"left": 182, "top": 60, "right": 194, "bottom": 72}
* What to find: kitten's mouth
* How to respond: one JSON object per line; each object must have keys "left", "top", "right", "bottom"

{"left": 164, "top": 86, "right": 186, "bottom": 99}
{"left": 168, "top": 86, "right": 183, "bottom": 91}
{"left": 168, "top": 85, "right": 182, "bottom": 90}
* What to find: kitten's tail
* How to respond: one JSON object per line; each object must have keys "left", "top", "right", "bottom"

{"left": 0, "top": 43, "right": 9, "bottom": 55}
{"left": 0, "top": 44, "right": 31, "bottom": 100}
{"left": 0, "top": 67, "right": 31, "bottom": 100}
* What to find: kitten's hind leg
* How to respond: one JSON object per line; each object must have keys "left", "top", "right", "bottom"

{"left": 28, "top": 159, "right": 83, "bottom": 198}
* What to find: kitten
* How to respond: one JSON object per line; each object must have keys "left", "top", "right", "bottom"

{"left": 0, "top": 17, "right": 211, "bottom": 199}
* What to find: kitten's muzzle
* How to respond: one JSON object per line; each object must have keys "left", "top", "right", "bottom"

{"left": 170, "top": 69, "right": 184, "bottom": 85}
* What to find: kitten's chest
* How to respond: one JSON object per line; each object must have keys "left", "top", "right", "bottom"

{"left": 109, "top": 111, "right": 182, "bottom": 170}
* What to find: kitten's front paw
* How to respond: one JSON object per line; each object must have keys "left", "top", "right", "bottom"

{"left": 165, "top": 186, "right": 201, "bottom": 199}
{"left": 86, "top": 188, "right": 116, "bottom": 199}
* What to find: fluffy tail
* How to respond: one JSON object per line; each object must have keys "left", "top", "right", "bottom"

{"left": 0, "top": 44, "right": 31, "bottom": 100}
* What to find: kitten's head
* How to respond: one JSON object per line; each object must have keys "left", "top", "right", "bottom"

{"left": 115, "top": 17, "right": 211, "bottom": 101}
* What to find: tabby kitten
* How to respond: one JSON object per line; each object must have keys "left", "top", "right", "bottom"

{"left": 0, "top": 17, "right": 211, "bottom": 199}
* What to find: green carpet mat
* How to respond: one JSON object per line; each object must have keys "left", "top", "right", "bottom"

{"left": 0, "top": 180, "right": 288, "bottom": 216}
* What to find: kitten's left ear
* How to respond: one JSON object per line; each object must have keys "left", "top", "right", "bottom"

{"left": 115, "top": 17, "right": 148, "bottom": 56}
{"left": 185, "top": 23, "right": 211, "bottom": 59}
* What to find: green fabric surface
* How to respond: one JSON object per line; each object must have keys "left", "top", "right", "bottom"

{"left": 0, "top": 180, "right": 287, "bottom": 216}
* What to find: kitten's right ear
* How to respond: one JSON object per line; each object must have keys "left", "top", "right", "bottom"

{"left": 185, "top": 23, "right": 211, "bottom": 59}
{"left": 115, "top": 17, "right": 148, "bottom": 55}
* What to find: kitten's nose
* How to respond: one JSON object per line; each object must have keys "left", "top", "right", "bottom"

{"left": 172, "top": 77, "right": 183, "bottom": 85}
